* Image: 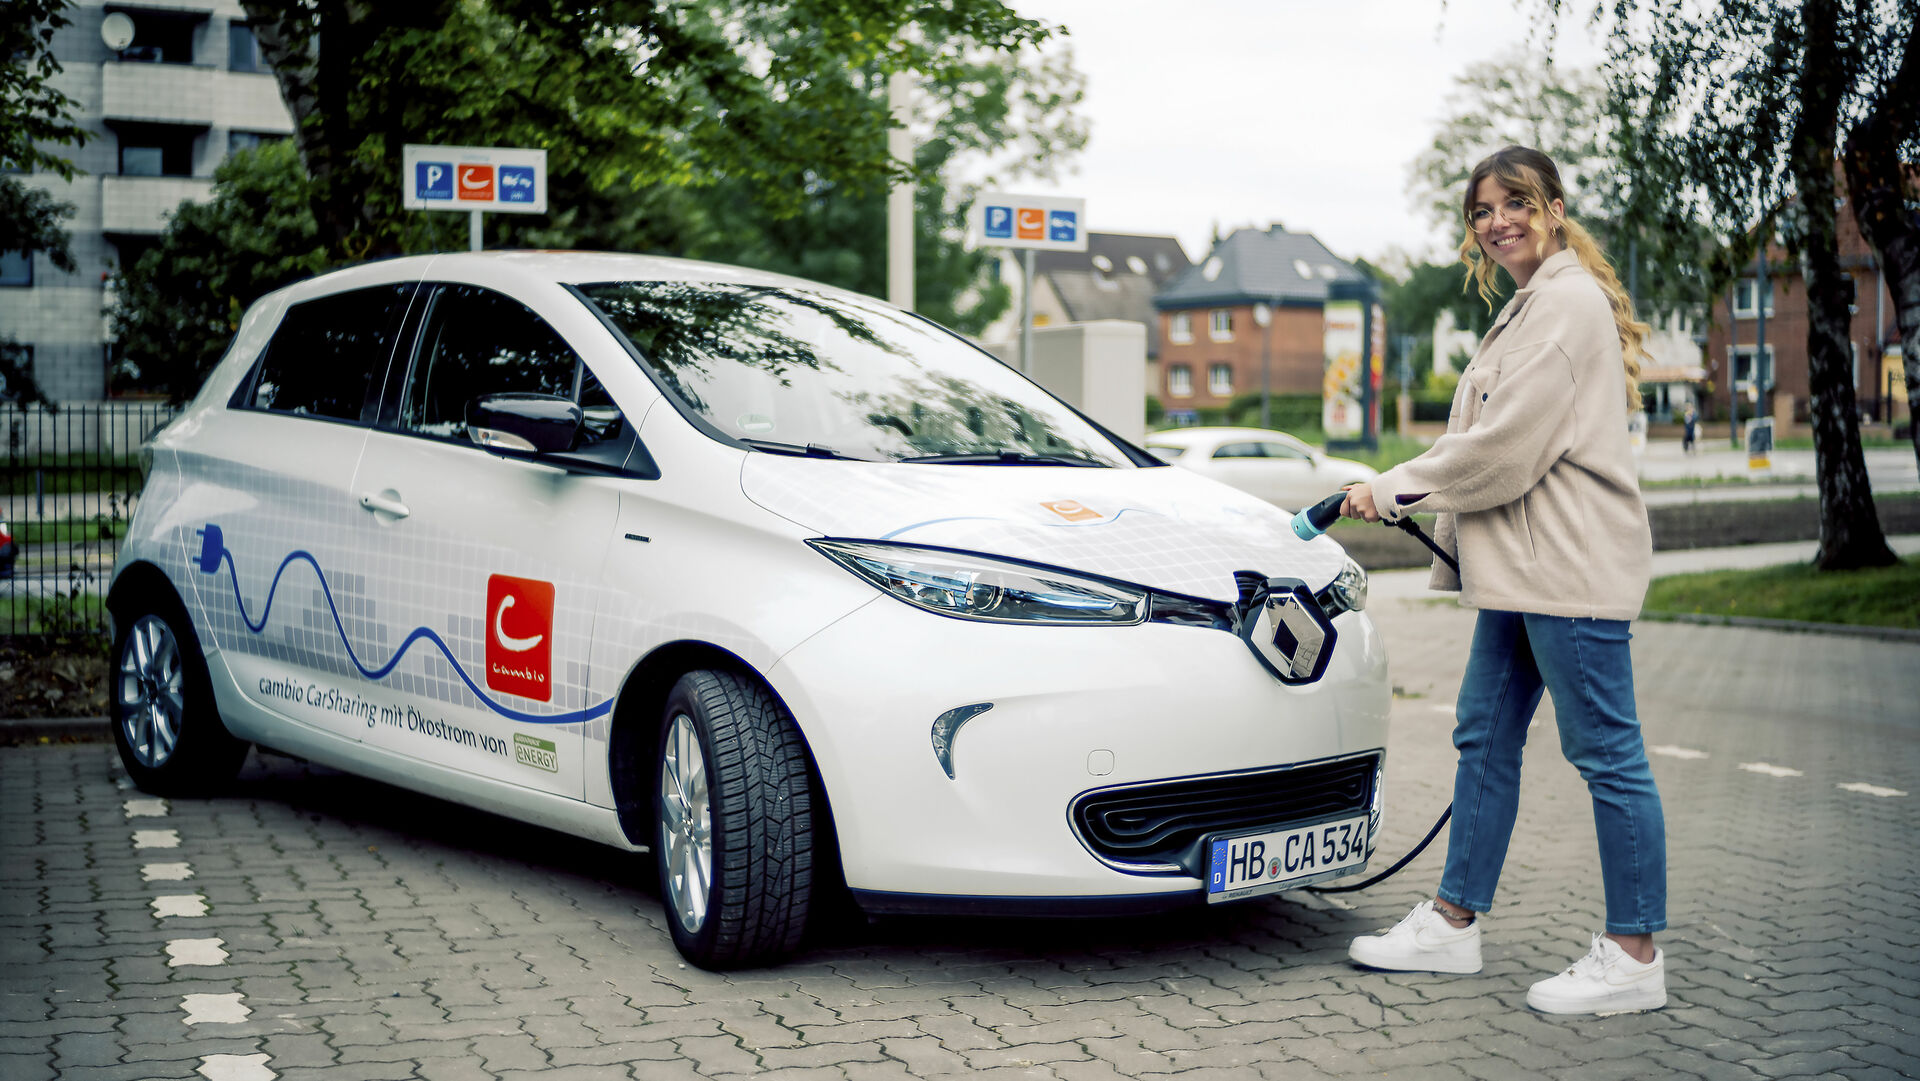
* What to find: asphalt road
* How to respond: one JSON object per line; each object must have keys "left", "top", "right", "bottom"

{"left": 4, "top": 586, "right": 1915, "bottom": 1080}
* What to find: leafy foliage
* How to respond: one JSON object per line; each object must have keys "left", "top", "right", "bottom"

{"left": 0, "top": 0, "right": 91, "bottom": 179}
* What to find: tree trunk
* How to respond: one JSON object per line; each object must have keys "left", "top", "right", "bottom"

{"left": 1793, "top": 0, "right": 1896, "bottom": 571}
{"left": 1843, "top": 15, "right": 1920, "bottom": 482}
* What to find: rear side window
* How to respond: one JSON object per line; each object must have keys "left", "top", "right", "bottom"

{"left": 244, "top": 284, "right": 415, "bottom": 422}
{"left": 399, "top": 284, "right": 580, "bottom": 440}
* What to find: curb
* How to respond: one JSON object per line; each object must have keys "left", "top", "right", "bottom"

{"left": 0, "top": 716, "right": 110, "bottom": 746}
{"left": 1637, "top": 610, "right": 1920, "bottom": 643}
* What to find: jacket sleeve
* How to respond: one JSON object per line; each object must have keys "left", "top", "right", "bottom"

{"left": 1370, "top": 338, "right": 1578, "bottom": 521}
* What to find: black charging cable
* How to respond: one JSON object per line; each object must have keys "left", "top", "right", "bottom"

{"left": 1288, "top": 490, "right": 1460, "bottom": 895}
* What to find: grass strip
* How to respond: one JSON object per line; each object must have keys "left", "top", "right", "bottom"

{"left": 1644, "top": 557, "right": 1920, "bottom": 631}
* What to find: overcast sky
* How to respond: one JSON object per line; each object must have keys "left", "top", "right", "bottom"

{"left": 1003, "top": 0, "right": 1608, "bottom": 268}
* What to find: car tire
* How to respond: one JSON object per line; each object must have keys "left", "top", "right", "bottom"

{"left": 110, "top": 589, "right": 249, "bottom": 796}
{"left": 654, "top": 669, "right": 814, "bottom": 969}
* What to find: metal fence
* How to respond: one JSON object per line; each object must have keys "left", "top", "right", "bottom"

{"left": 2, "top": 401, "right": 179, "bottom": 639}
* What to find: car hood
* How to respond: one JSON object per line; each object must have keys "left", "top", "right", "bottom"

{"left": 739, "top": 457, "right": 1355, "bottom": 603}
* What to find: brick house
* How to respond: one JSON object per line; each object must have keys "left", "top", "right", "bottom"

{"left": 1151, "top": 225, "right": 1368, "bottom": 415}
{"left": 981, "top": 232, "right": 1192, "bottom": 362}
{"left": 1704, "top": 175, "right": 1909, "bottom": 426}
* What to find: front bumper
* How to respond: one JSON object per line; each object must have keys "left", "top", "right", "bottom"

{"left": 766, "top": 592, "right": 1391, "bottom": 911}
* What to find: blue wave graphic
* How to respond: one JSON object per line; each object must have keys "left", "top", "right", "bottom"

{"left": 200, "top": 526, "right": 607, "bottom": 726}
{"left": 880, "top": 505, "right": 1161, "bottom": 541}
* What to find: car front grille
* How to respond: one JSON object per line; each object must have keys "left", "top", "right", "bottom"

{"left": 1071, "top": 753, "right": 1380, "bottom": 876}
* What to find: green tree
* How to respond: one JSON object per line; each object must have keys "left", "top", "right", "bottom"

{"left": 237, "top": 1, "right": 1054, "bottom": 263}
{"left": 1541, "top": 0, "right": 1905, "bottom": 570}
{"left": 2, "top": 0, "right": 91, "bottom": 407}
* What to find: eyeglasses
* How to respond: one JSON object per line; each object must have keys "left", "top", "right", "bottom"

{"left": 1468, "top": 197, "right": 1534, "bottom": 232}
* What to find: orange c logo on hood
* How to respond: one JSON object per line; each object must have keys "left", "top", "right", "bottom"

{"left": 1041, "top": 500, "right": 1101, "bottom": 522}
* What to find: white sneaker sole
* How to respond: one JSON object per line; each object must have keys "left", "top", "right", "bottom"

{"left": 1525, "top": 984, "right": 1667, "bottom": 1014}
{"left": 1347, "top": 939, "right": 1483, "bottom": 974}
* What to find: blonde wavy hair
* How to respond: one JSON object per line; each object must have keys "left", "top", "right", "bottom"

{"left": 1456, "top": 145, "right": 1647, "bottom": 411}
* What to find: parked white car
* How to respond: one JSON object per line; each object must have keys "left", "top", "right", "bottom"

{"left": 109, "top": 252, "right": 1389, "bottom": 969}
{"left": 1145, "top": 427, "right": 1380, "bottom": 512}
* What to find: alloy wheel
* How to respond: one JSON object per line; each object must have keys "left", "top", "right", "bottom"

{"left": 658, "top": 713, "right": 713, "bottom": 934}
{"left": 117, "top": 614, "right": 184, "bottom": 769}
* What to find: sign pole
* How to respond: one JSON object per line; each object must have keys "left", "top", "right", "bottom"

{"left": 1020, "top": 248, "right": 1035, "bottom": 374}
{"left": 470, "top": 210, "right": 482, "bottom": 252}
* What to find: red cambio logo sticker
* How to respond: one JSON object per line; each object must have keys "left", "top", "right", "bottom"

{"left": 486, "top": 574, "right": 553, "bottom": 702}
{"left": 456, "top": 164, "right": 495, "bottom": 201}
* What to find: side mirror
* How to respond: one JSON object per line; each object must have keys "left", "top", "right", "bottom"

{"left": 466, "top": 393, "right": 582, "bottom": 455}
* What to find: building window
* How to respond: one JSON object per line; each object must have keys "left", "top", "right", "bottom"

{"left": 227, "top": 131, "right": 285, "bottom": 156}
{"left": 0, "top": 251, "right": 30, "bottom": 287}
{"left": 1730, "top": 345, "right": 1775, "bottom": 390}
{"left": 118, "top": 127, "right": 196, "bottom": 176}
{"left": 1169, "top": 312, "right": 1192, "bottom": 344}
{"left": 0, "top": 343, "right": 31, "bottom": 401}
{"left": 1208, "top": 363, "right": 1233, "bottom": 396}
{"left": 1208, "top": 308, "right": 1233, "bottom": 342}
{"left": 1168, "top": 364, "right": 1193, "bottom": 398}
{"left": 1733, "top": 277, "right": 1774, "bottom": 318}
{"left": 117, "top": 12, "right": 200, "bottom": 64}
{"left": 230, "top": 23, "right": 266, "bottom": 72}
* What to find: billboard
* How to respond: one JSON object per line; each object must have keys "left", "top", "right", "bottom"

{"left": 1322, "top": 299, "right": 1364, "bottom": 439}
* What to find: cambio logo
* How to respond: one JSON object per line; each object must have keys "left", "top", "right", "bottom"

{"left": 486, "top": 575, "right": 554, "bottom": 701}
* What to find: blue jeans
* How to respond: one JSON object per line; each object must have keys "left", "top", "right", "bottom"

{"left": 1436, "top": 610, "right": 1667, "bottom": 934}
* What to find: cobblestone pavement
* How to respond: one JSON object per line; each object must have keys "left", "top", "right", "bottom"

{"left": 4, "top": 593, "right": 1917, "bottom": 1080}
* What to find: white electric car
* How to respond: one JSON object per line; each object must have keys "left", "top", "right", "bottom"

{"left": 108, "top": 252, "right": 1391, "bottom": 969}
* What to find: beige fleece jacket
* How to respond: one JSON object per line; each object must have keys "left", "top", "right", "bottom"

{"left": 1370, "top": 248, "right": 1652, "bottom": 620}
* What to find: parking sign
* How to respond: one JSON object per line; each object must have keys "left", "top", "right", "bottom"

{"left": 402, "top": 145, "right": 546, "bottom": 213}
{"left": 972, "top": 192, "right": 1086, "bottom": 252}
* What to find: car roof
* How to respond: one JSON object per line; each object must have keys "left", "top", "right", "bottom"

{"left": 269, "top": 249, "right": 884, "bottom": 308}
{"left": 1145, "top": 427, "right": 1314, "bottom": 448}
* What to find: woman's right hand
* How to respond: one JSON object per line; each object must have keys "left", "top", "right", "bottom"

{"left": 1340, "top": 483, "right": 1381, "bottom": 523}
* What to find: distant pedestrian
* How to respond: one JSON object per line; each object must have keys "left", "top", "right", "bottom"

{"left": 1338, "top": 145, "right": 1666, "bottom": 1015}
{"left": 1682, "top": 406, "right": 1698, "bottom": 455}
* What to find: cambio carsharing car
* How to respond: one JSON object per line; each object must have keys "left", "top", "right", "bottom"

{"left": 108, "top": 252, "right": 1390, "bottom": 969}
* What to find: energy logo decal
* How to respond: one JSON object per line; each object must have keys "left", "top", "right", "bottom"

{"left": 487, "top": 574, "right": 553, "bottom": 701}
{"left": 193, "top": 523, "right": 608, "bottom": 725}
{"left": 514, "top": 733, "right": 559, "bottom": 773}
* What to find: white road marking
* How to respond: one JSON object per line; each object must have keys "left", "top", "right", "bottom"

{"left": 165, "top": 938, "right": 228, "bottom": 967}
{"left": 197, "top": 1054, "right": 274, "bottom": 1080}
{"left": 1738, "top": 762, "right": 1804, "bottom": 778}
{"left": 133, "top": 829, "right": 180, "bottom": 849}
{"left": 1431, "top": 704, "right": 1455, "bottom": 714}
{"left": 153, "top": 894, "right": 208, "bottom": 919}
{"left": 123, "top": 798, "right": 169, "bottom": 818}
{"left": 182, "top": 993, "right": 250, "bottom": 1025}
{"left": 1649, "top": 745, "right": 1711, "bottom": 760}
{"left": 142, "top": 862, "right": 193, "bottom": 882}
{"left": 1837, "top": 782, "right": 1907, "bottom": 798}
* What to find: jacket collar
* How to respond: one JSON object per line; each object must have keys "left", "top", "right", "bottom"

{"left": 1489, "top": 247, "right": 1581, "bottom": 332}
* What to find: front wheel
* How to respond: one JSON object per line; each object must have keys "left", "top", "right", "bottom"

{"left": 655, "top": 669, "right": 814, "bottom": 969}
{"left": 110, "top": 591, "right": 248, "bottom": 796}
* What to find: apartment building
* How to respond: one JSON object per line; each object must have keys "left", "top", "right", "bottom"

{"left": 3, "top": 0, "right": 294, "bottom": 401}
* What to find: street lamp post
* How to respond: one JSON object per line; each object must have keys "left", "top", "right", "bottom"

{"left": 1254, "top": 301, "right": 1273, "bottom": 428}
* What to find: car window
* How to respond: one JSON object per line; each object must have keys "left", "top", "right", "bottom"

{"left": 1212, "top": 442, "right": 1267, "bottom": 459}
{"left": 1260, "top": 441, "right": 1312, "bottom": 461}
{"left": 400, "top": 284, "right": 582, "bottom": 441}
{"left": 244, "top": 284, "right": 415, "bottom": 423}
{"left": 575, "top": 281, "right": 1132, "bottom": 466}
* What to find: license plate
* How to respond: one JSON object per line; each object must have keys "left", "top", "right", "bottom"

{"left": 1206, "top": 815, "right": 1369, "bottom": 901}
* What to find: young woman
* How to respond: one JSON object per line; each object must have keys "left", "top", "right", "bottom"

{"left": 1340, "top": 145, "right": 1667, "bottom": 1015}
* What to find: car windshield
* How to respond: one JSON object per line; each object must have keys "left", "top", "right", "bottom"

{"left": 575, "top": 281, "right": 1130, "bottom": 466}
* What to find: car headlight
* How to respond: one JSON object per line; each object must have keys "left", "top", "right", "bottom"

{"left": 809, "top": 540, "right": 1148, "bottom": 625}
{"left": 1318, "top": 556, "right": 1368, "bottom": 616}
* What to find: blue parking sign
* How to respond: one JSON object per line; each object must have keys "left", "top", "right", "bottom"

{"left": 983, "top": 205, "right": 1013, "bottom": 239}
{"left": 1048, "top": 210, "right": 1077, "bottom": 242}
{"left": 416, "top": 162, "right": 453, "bottom": 200}
{"left": 499, "top": 165, "right": 536, "bottom": 203}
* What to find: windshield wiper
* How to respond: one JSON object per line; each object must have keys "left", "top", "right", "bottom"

{"left": 900, "top": 451, "right": 1105, "bottom": 467}
{"left": 738, "top": 438, "right": 869, "bottom": 461}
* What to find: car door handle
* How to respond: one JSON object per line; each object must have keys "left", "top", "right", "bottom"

{"left": 358, "top": 491, "right": 410, "bottom": 519}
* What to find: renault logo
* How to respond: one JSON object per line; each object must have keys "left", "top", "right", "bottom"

{"left": 1236, "top": 576, "right": 1335, "bottom": 684}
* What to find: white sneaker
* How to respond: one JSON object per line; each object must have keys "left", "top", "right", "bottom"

{"left": 1347, "top": 900, "right": 1483, "bottom": 974}
{"left": 1526, "top": 934, "right": 1667, "bottom": 1015}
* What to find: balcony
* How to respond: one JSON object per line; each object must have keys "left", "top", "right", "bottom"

{"left": 102, "top": 62, "right": 215, "bottom": 127}
{"left": 102, "top": 175, "right": 214, "bottom": 234}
